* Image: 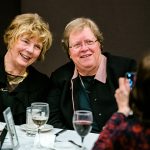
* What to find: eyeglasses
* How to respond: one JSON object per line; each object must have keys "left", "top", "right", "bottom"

{"left": 69, "top": 39, "right": 98, "bottom": 50}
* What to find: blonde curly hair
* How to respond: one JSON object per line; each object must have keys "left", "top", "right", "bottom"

{"left": 4, "top": 13, "right": 52, "bottom": 61}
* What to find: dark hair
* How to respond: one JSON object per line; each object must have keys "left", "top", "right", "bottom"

{"left": 130, "top": 53, "right": 150, "bottom": 122}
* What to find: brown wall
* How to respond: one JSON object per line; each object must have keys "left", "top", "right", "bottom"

{"left": 1, "top": 0, "right": 150, "bottom": 76}
{"left": 0, "top": 0, "right": 21, "bottom": 55}
{"left": 21, "top": 0, "right": 150, "bottom": 76}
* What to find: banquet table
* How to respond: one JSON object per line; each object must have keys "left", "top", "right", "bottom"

{"left": 1, "top": 123, "right": 99, "bottom": 150}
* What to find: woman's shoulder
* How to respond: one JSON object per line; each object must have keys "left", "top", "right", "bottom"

{"left": 103, "top": 52, "right": 137, "bottom": 72}
{"left": 50, "top": 61, "right": 75, "bottom": 78}
{"left": 114, "top": 117, "right": 150, "bottom": 137}
{"left": 27, "top": 66, "right": 49, "bottom": 82}
{"left": 103, "top": 52, "right": 136, "bottom": 63}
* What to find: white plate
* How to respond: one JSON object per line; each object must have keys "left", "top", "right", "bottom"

{"left": 20, "top": 124, "right": 53, "bottom": 132}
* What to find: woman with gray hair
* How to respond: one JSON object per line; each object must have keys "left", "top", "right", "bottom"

{"left": 0, "top": 13, "right": 52, "bottom": 125}
{"left": 48, "top": 17, "right": 136, "bottom": 133}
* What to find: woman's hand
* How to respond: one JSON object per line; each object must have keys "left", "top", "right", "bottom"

{"left": 115, "top": 77, "right": 132, "bottom": 116}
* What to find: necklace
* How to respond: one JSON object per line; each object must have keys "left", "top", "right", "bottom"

{"left": 79, "top": 75, "right": 94, "bottom": 93}
{"left": 79, "top": 75, "right": 86, "bottom": 89}
{"left": 6, "top": 71, "right": 28, "bottom": 92}
{"left": 7, "top": 71, "right": 28, "bottom": 85}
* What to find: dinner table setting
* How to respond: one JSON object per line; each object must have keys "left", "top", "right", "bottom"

{"left": 1, "top": 122, "right": 99, "bottom": 150}
{"left": 0, "top": 103, "right": 99, "bottom": 150}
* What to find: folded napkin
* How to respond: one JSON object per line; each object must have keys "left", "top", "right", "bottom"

{"left": 0, "top": 122, "right": 6, "bottom": 131}
{"left": 34, "top": 132, "right": 56, "bottom": 149}
{"left": 54, "top": 141, "right": 77, "bottom": 150}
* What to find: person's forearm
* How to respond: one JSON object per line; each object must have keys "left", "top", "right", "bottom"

{"left": 117, "top": 107, "right": 133, "bottom": 117}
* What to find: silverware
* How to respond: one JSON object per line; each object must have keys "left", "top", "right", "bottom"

{"left": 55, "top": 129, "right": 67, "bottom": 137}
{"left": 68, "top": 140, "right": 82, "bottom": 148}
{"left": 54, "top": 130, "right": 82, "bottom": 148}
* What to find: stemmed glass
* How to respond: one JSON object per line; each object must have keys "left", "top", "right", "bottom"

{"left": 73, "top": 110, "right": 93, "bottom": 150}
{"left": 31, "top": 102, "right": 49, "bottom": 149}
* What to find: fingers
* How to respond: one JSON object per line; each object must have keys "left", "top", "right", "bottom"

{"left": 114, "top": 77, "right": 131, "bottom": 116}
{"left": 118, "top": 77, "right": 130, "bottom": 96}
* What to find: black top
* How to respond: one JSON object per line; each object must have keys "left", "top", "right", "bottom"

{"left": 47, "top": 52, "right": 137, "bottom": 133}
{"left": 0, "top": 55, "right": 50, "bottom": 125}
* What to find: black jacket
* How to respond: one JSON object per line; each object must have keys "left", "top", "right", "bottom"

{"left": 48, "top": 52, "right": 136, "bottom": 133}
{"left": 0, "top": 56, "right": 50, "bottom": 125}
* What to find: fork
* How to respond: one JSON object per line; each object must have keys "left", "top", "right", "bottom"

{"left": 68, "top": 140, "right": 82, "bottom": 148}
{"left": 55, "top": 129, "right": 67, "bottom": 137}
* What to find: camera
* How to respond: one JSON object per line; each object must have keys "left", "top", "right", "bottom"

{"left": 125, "top": 72, "right": 136, "bottom": 89}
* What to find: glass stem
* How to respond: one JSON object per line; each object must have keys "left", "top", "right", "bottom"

{"left": 81, "top": 136, "right": 84, "bottom": 149}
{"left": 37, "top": 128, "right": 41, "bottom": 148}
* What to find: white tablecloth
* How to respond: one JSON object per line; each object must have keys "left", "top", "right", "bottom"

{"left": 1, "top": 124, "right": 99, "bottom": 150}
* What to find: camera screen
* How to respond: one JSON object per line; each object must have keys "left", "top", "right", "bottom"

{"left": 125, "top": 72, "right": 136, "bottom": 89}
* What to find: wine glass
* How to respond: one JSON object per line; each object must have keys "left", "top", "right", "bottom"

{"left": 73, "top": 110, "right": 93, "bottom": 150}
{"left": 31, "top": 102, "right": 49, "bottom": 149}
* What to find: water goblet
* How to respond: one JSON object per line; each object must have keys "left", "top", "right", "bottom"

{"left": 73, "top": 110, "right": 93, "bottom": 150}
{"left": 31, "top": 102, "right": 49, "bottom": 149}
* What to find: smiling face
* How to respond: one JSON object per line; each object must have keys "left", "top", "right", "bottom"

{"left": 6, "top": 35, "right": 42, "bottom": 70}
{"left": 69, "top": 27, "right": 102, "bottom": 76}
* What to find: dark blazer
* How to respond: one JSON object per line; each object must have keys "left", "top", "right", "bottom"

{"left": 0, "top": 56, "right": 50, "bottom": 125}
{"left": 48, "top": 52, "right": 137, "bottom": 133}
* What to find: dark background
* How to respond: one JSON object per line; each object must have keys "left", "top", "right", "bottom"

{"left": 1, "top": 0, "right": 150, "bottom": 76}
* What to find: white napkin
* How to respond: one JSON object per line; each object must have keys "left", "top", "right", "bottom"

{"left": 34, "top": 132, "right": 56, "bottom": 149}
{"left": 54, "top": 141, "right": 77, "bottom": 150}
{"left": 0, "top": 122, "right": 6, "bottom": 131}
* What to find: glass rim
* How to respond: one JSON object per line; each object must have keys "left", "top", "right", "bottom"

{"left": 74, "top": 110, "right": 92, "bottom": 113}
{"left": 31, "top": 102, "right": 49, "bottom": 106}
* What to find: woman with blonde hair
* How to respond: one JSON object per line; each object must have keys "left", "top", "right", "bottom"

{"left": 0, "top": 13, "right": 52, "bottom": 124}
